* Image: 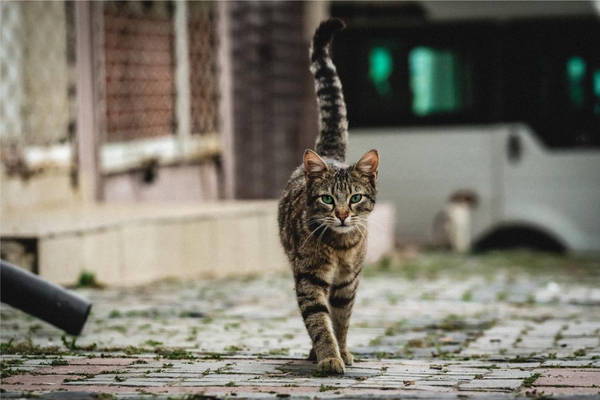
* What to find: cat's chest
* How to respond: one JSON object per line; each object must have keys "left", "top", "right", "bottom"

{"left": 330, "top": 246, "right": 363, "bottom": 278}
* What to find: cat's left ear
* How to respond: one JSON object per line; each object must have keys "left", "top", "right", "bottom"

{"left": 354, "top": 149, "right": 379, "bottom": 181}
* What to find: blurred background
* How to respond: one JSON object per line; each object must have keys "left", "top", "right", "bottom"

{"left": 1, "top": 1, "right": 599, "bottom": 287}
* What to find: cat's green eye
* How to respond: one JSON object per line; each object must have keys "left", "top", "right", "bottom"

{"left": 350, "top": 194, "right": 362, "bottom": 203}
{"left": 321, "top": 195, "right": 334, "bottom": 204}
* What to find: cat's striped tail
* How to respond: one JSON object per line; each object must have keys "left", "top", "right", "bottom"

{"left": 310, "top": 18, "right": 348, "bottom": 163}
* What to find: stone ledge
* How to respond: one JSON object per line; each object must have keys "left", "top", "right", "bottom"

{"left": 1, "top": 201, "right": 287, "bottom": 286}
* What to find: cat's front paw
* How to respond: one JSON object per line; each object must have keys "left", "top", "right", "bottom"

{"left": 340, "top": 348, "right": 354, "bottom": 365}
{"left": 318, "top": 357, "right": 345, "bottom": 374}
{"left": 308, "top": 347, "right": 317, "bottom": 361}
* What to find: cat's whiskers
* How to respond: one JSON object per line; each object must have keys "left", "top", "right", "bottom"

{"left": 302, "top": 220, "right": 322, "bottom": 231}
{"left": 356, "top": 222, "right": 369, "bottom": 234}
{"left": 355, "top": 216, "right": 385, "bottom": 230}
{"left": 354, "top": 217, "right": 386, "bottom": 232}
{"left": 364, "top": 213, "right": 385, "bottom": 223}
{"left": 353, "top": 219, "right": 371, "bottom": 233}
{"left": 316, "top": 224, "right": 329, "bottom": 250}
{"left": 352, "top": 216, "right": 368, "bottom": 225}
{"left": 301, "top": 220, "right": 327, "bottom": 249}
{"left": 354, "top": 222, "right": 367, "bottom": 241}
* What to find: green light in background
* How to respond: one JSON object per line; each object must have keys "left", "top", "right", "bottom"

{"left": 567, "top": 56, "right": 586, "bottom": 109}
{"left": 594, "top": 70, "right": 600, "bottom": 116}
{"left": 567, "top": 56, "right": 586, "bottom": 80}
{"left": 369, "top": 46, "right": 393, "bottom": 97}
{"left": 409, "top": 46, "right": 463, "bottom": 116}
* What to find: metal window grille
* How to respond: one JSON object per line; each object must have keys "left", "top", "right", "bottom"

{"left": 188, "top": 2, "right": 219, "bottom": 135}
{"left": 98, "top": 1, "right": 219, "bottom": 144}
{"left": 102, "top": 1, "right": 176, "bottom": 143}
{"left": 0, "top": 0, "right": 76, "bottom": 147}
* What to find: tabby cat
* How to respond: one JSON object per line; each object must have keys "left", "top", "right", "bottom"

{"left": 278, "top": 18, "right": 379, "bottom": 374}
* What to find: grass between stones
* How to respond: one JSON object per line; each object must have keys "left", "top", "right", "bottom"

{"left": 363, "top": 250, "right": 600, "bottom": 284}
{"left": 522, "top": 372, "right": 542, "bottom": 388}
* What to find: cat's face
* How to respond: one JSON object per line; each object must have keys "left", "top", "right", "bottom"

{"left": 303, "top": 150, "right": 378, "bottom": 234}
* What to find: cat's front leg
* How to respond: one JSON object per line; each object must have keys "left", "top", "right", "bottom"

{"left": 330, "top": 274, "right": 359, "bottom": 366}
{"left": 295, "top": 271, "right": 345, "bottom": 374}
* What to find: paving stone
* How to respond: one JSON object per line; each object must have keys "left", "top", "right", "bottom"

{"left": 487, "top": 370, "right": 532, "bottom": 379}
{"left": 459, "top": 379, "right": 523, "bottom": 391}
{"left": 2, "top": 374, "right": 87, "bottom": 387}
{"left": 534, "top": 369, "right": 600, "bottom": 387}
{"left": 524, "top": 386, "right": 600, "bottom": 396}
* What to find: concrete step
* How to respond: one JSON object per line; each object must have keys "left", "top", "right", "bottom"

{"left": 1, "top": 201, "right": 287, "bottom": 286}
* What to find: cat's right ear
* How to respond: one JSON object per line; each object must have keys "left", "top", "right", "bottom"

{"left": 303, "top": 149, "right": 329, "bottom": 180}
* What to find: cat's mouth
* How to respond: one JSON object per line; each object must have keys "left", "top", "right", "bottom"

{"left": 331, "top": 224, "right": 356, "bottom": 234}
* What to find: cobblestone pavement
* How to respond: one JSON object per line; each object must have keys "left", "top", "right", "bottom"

{"left": 2, "top": 252, "right": 600, "bottom": 399}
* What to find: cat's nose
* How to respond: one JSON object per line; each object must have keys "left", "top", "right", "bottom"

{"left": 336, "top": 209, "right": 349, "bottom": 222}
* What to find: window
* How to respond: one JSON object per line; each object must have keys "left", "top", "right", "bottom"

{"left": 0, "top": 1, "right": 75, "bottom": 146}
{"left": 98, "top": 1, "right": 220, "bottom": 172}
{"left": 595, "top": 70, "right": 600, "bottom": 116}
{"left": 332, "top": 12, "right": 600, "bottom": 149}
{"left": 409, "top": 46, "right": 468, "bottom": 117}
{"left": 103, "top": 1, "right": 177, "bottom": 142}
{"left": 503, "top": 19, "right": 600, "bottom": 148}
{"left": 333, "top": 23, "right": 494, "bottom": 128}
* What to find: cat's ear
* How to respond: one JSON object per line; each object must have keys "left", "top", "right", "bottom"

{"left": 354, "top": 149, "right": 379, "bottom": 181}
{"left": 303, "top": 149, "right": 329, "bottom": 180}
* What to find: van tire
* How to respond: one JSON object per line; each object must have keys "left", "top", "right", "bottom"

{"left": 473, "top": 225, "right": 567, "bottom": 254}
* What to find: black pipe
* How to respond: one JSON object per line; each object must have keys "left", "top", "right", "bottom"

{"left": 0, "top": 260, "right": 92, "bottom": 336}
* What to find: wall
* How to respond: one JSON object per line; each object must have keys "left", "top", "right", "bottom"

{"left": 102, "top": 162, "right": 219, "bottom": 203}
{"left": 0, "top": 166, "right": 83, "bottom": 218}
{"left": 228, "top": 1, "right": 317, "bottom": 199}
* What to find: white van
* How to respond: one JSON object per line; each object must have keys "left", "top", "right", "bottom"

{"left": 335, "top": 1, "right": 600, "bottom": 252}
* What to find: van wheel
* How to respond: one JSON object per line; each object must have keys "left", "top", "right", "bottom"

{"left": 473, "top": 226, "right": 567, "bottom": 254}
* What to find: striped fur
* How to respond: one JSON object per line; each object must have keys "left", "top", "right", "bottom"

{"left": 310, "top": 18, "right": 348, "bottom": 163}
{"left": 278, "top": 18, "right": 379, "bottom": 375}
